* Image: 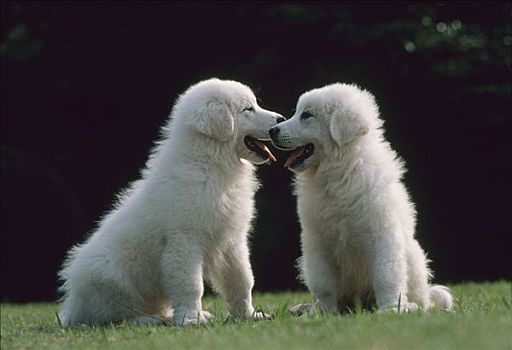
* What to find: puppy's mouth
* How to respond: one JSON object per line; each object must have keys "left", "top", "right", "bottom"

{"left": 282, "top": 144, "right": 315, "bottom": 168}
{"left": 244, "top": 136, "right": 277, "bottom": 162}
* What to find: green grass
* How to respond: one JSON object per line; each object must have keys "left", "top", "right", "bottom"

{"left": 1, "top": 281, "right": 511, "bottom": 349}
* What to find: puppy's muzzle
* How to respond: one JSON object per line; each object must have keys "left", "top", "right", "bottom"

{"left": 269, "top": 126, "right": 281, "bottom": 141}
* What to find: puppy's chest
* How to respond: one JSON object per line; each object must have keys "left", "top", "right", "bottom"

{"left": 298, "top": 184, "right": 368, "bottom": 244}
{"left": 213, "top": 186, "right": 255, "bottom": 228}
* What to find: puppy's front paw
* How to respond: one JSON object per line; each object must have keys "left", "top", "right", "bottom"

{"left": 240, "top": 307, "right": 271, "bottom": 320}
{"left": 379, "top": 301, "right": 419, "bottom": 313}
{"left": 130, "top": 315, "right": 170, "bottom": 326}
{"left": 289, "top": 303, "right": 314, "bottom": 317}
{"left": 173, "top": 310, "right": 211, "bottom": 326}
{"left": 201, "top": 310, "right": 214, "bottom": 321}
{"left": 251, "top": 310, "right": 272, "bottom": 320}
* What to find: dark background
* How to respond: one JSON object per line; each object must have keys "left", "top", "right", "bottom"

{"left": 1, "top": 1, "right": 510, "bottom": 302}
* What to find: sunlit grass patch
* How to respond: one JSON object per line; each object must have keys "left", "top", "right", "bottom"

{"left": 1, "top": 281, "right": 510, "bottom": 350}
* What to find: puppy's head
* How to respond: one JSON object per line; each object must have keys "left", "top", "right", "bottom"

{"left": 269, "top": 83, "right": 379, "bottom": 172}
{"left": 177, "top": 78, "right": 284, "bottom": 165}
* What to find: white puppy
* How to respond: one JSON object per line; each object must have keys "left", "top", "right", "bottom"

{"left": 58, "top": 78, "right": 283, "bottom": 326}
{"left": 270, "top": 83, "right": 453, "bottom": 313}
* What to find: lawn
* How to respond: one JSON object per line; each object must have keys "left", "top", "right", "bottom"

{"left": 1, "top": 281, "right": 511, "bottom": 349}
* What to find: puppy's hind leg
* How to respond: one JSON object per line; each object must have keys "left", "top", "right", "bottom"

{"left": 372, "top": 234, "right": 417, "bottom": 312}
{"left": 405, "top": 239, "right": 432, "bottom": 309}
{"left": 405, "top": 239, "right": 453, "bottom": 310}
{"left": 59, "top": 286, "right": 137, "bottom": 327}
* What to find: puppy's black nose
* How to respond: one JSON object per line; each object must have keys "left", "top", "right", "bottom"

{"left": 269, "top": 127, "right": 280, "bottom": 139}
{"left": 276, "top": 115, "right": 286, "bottom": 124}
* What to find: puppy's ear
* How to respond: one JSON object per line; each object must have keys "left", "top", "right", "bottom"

{"left": 329, "top": 112, "right": 369, "bottom": 146}
{"left": 188, "top": 99, "right": 234, "bottom": 141}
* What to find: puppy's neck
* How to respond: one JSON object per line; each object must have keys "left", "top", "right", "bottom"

{"left": 151, "top": 129, "right": 252, "bottom": 183}
{"left": 297, "top": 140, "right": 367, "bottom": 189}
{"left": 299, "top": 135, "right": 403, "bottom": 192}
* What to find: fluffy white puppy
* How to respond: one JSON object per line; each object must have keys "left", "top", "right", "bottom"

{"left": 270, "top": 83, "right": 453, "bottom": 313}
{"left": 58, "top": 78, "right": 283, "bottom": 326}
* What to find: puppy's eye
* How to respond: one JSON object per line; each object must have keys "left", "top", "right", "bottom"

{"left": 243, "top": 106, "right": 255, "bottom": 112}
{"left": 301, "top": 111, "right": 313, "bottom": 120}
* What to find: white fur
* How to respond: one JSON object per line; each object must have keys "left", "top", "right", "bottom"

{"left": 58, "top": 78, "right": 282, "bottom": 326}
{"left": 271, "top": 83, "right": 453, "bottom": 313}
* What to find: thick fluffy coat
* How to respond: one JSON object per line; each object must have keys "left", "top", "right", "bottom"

{"left": 59, "top": 79, "right": 283, "bottom": 326}
{"left": 270, "top": 83, "right": 453, "bottom": 313}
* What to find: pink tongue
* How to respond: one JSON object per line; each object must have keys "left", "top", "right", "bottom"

{"left": 254, "top": 139, "right": 277, "bottom": 162}
{"left": 284, "top": 146, "right": 306, "bottom": 168}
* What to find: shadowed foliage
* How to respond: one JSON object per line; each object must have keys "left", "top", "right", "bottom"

{"left": 1, "top": 1, "right": 511, "bottom": 302}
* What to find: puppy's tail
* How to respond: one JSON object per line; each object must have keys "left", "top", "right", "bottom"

{"left": 429, "top": 284, "right": 454, "bottom": 310}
